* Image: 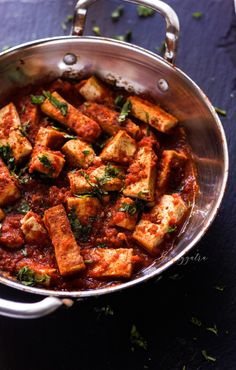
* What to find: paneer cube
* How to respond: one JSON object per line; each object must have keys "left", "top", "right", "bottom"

{"left": 29, "top": 147, "right": 65, "bottom": 178}
{"left": 43, "top": 204, "right": 85, "bottom": 276}
{"left": 41, "top": 91, "right": 101, "bottom": 142}
{"left": 8, "top": 129, "right": 32, "bottom": 163}
{"left": 111, "top": 197, "right": 138, "bottom": 231}
{"left": 67, "top": 196, "right": 101, "bottom": 223}
{"left": 157, "top": 150, "right": 187, "bottom": 193}
{"left": 35, "top": 127, "right": 66, "bottom": 149}
{"left": 76, "top": 76, "right": 114, "bottom": 106}
{"left": 128, "top": 96, "right": 178, "bottom": 133}
{"left": 133, "top": 194, "right": 188, "bottom": 254}
{"left": 0, "top": 158, "right": 20, "bottom": 206}
{"left": 0, "top": 103, "right": 20, "bottom": 137}
{"left": 100, "top": 130, "right": 137, "bottom": 164}
{"left": 82, "top": 248, "right": 133, "bottom": 278}
{"left": 62, "top": 139, "right": 95, "bottom": 168}
{"left": 68, "top": 171, "right": 92, "bottom": 195}
{"left": 123, "top": 145, "right": 157, "bottom": 202}
{"left": 16, "top": 262, "right": 56, "bottom": 287}
{"left": 20, "top": 211, "right": 48, "bottom": 244}
{"left": 80, "top": 102, "right": 140, "bottom": 138}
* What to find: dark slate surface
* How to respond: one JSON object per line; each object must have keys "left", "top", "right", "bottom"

{"left": 0, "top": 1, "right": 235, "bottom": 369}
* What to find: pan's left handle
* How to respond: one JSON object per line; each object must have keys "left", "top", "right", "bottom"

{"left": 0, "top": 297, "right": 73, "bottom": 319}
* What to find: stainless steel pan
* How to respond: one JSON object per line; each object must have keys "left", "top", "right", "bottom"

{"left": 0, "top": 0, "right": 229, "bottom": 318}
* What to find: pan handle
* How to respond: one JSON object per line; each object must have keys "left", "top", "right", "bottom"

{"left": 0, "top": 296, "right": 73, "bottom": 319}
{"left": 72, "top": 0, "right": 180, "bottom": 64}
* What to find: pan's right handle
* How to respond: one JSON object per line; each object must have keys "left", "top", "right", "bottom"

{"left": 72, "top": 0, "right": 180, "bottom": 64}
{"left": 0, "top": 296, "right": 73, "bottom": 319}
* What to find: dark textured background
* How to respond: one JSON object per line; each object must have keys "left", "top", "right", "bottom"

{"left": 0, "top": 1, "right": 235, "bottom": 369}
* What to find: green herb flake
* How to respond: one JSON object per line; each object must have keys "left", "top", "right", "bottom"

{"left": 115, "top": 95, "right": 124, "bottom": 109}
{"left": 119, "top": 202, "right": 137, "bottom": 216}
{"left": 21, "top": 247, "right": 28, "bottom": 257}
{"left": 38, "top": 155, "right": 53, "bottom": 174}
{"left": 68, "top": 207, "right": 94, "bottom": 243}
{"left": 214, "top": 106, "right": 227, "bottom": 117}
{"left": 92, "top": 26, "right": 101, "bottom": 36}
{"left": 137, "top": 5, "right": 154, "bottom": 17}
{"left": 80, "top": 171, "right": 107, "bottom": 201}
{"left": 155, "top": 42, "right": 166, "bottom": 55}
{"left": 201, "top": 350, "right": 216, "bottom": 363}
{"left": 191, "top": 316, "right": 202, "bottom": 327}
{"left": 67, "top": 14, "right": 73, "bottom": 22}
{"left": 43, "top": 90, "right": 68, "bottom": 117}
{"left": 130, "top": 324, "right": 147, "bottom": 351}
{"left": 31, "top": 94, "right": 45, "bottom": 105}
{"left": 206, "top": 324, "right": 218, "bottom": 336}
{"left": 84, "top": 259, "right": 93, "bottom": 264}
{"left": 118, "top": 100, "right": 132, "bottom": 122}
{"left": 168, "top": 225, "right": 177, "bottom": 233}
{"left": 19, "top": 121, "right": 31, "bottom": 137}
{"left": 192, "top": 12, "right": 203, "bottom": 19}
{"left": 17, "top": 199, "right": 30, "bottom": 214}
{"left": 114, "top": 30, "right": 132, "bottom": 42}
{"left": 97, "top": 242, "right": 107, "bottom": 248}
{"left": 82, "top": 150, "right": 90, "bottom": 156}
{"left": 111, "top": 5, "right": 124, "bottom": 22}
{"left": 17, "top": 266, "right": 50, "bottom": 286}
{"left": 0, "top": 144, "right": 15, "bottom": 170}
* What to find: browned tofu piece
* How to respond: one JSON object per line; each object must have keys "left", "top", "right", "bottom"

{"left": 0, "top": 158, "right": 20, "bottom": 206}
{"left": 67, "top": 196, "right": 101, "bottom": 223}
{"left": 41, "top": 92, "right": 101, "bottom": 142}
{"left": 80, "top": 102, "right": 140, "bottom": 138}
{"left": 111, "top": 197, "right": 138, "bottom": 231}
{"left": 43, "top": 204, "right": 85, "bottom": 276}
{"left": 8, "top": 129, "right": 32, "bottom": 163}
{"left": 18, "top": 96, "right": 41, "bottom": 143}
{"left": 129, "top": 96, "right": 178, "bottom": 133}
{"left": 62, "top": 139, "right": 95, "bottom": 168}
{"left": 100, "top": 130, "right": 137, "bottom": 164}
{"left": 82, "top": 248, "right": 133, "bottom": 278}
{"left": 35, "top": 127, "right": 66, "bottom": 149}
{"left": 133, "top": 194, "right": 187, "bottom": 254}
{"left": 157, "top": 150, "right": 187, "bottom": 193}
{"left": 0, "top": 103, "right": 20, "bottom": 137}
{"left": 76, "top": 76, "right": 114, "bottom": 106}
{"left": 123, "top": 145, "right": 157, "bottom": 202}
{"left": 29, "top": 147, "right": 65, "bottom": 178}
{"left": 68, "top": 164, "right": 125, "bottom": 194}
{"left": 20, "top": 211, "right": 48, "bottom": 244}
{"left": 16, "top": 262, "right": 56, "bottom": 287}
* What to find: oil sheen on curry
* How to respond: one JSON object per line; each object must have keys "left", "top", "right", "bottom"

{"left": 0, "top": 76, "right": 197, "bottom": 291}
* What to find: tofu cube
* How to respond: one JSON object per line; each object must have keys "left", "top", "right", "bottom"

{"left": 129, "top": 96, "right": 178, "bottom": 133}
{"left": 62, "top": 139, "right": 95, "bottom": 168}
{"left": 77, "top": 76, "right": 114, "bottom": 106}
{"left": 157, "top": 150, "right": 187, "bottom": 192}
{"left": 68, "top": 171, "right": 92, "bottom": 195}
{"left": 29, "top": 147, "right": 65, "bottom": 178}
{"left": 20, "top": 211, "right": 48, "bottom": 244}
{"left": 82, "top": 248, "right": 133, "bottom": 278}
{"left": 43, "top": 204, "right": 85, "bottom": 276}
{"left": 67, "top": 196, "right": 101, "bottom": 223}
{"left": 80, "top": 102, "right": 140, "bottom": 138}
{"left": 8, "top": 129, "right": 32, "bottom": 163}
{"left": 0, "top": 158, "right": 21, "bottom": 206}
{"left": 35, "top": 127, "right": 66, "bottom": 149}
{"left": 100, "top": 130, "right": 137, "bottom": 164}
{"left": 16, "top": 262, "right": 56, "bottom": 287}
{"left": 133, "top": 194, "right": 187, "bottom": 254}
{"left": 0, "top": 103, "right": 20, "bottom": 137}
{"left": 18, "top": 96, "right": 41, "bottom": 143}
{"left": 123, "top": 145, "right": 157, "bottom": 202}
{"left": 41, "top": 91, "right": 101, "bottom": 142}
{"left": 111, "top": 197, "right": 138, "bottom": 231}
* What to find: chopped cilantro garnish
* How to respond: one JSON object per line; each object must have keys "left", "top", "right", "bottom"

{"left": 214, "top": 106, "right": 227, "bottom": 117}
{"left": 80, "top": 171, "right": 107, "bottom": 201}
{"left": 119, "top": 202, "right": 137, "bottom": 216}
{"left": 92, "top": 26, "right": 101, "bottom": 36}
{"left": 201, "top": 350, "right": 216, "bottom": 362}
{"left": 130, "top": 324, "right": 147, "bottom": 351}
{"left": 38, "top": 154, "right": 53, "bottom": 174}
{"left": 0, "top": 144, "right": 15, "bottom": 170}
{"left": 17, "top": 199, "right": 30, "bottom": 214}
{"left": 192, "top": 12, "right": 203, "bottom": 19}
{"left": 114, "top": 30, "right": 132, "bottom": 42}
{"left": 17, "top": 266, "right": 50, "bottom": 286}
{"left": 137, "top": 5, "right": 154, "bottom": 17}
{"left": 31, "top": 94, "right": 45, "bottom": 104}
{"left": 21, "top": 247, "right": 28, "bottom": 257}
{"left": 97, "top": 242, "right": 107, "bottom": 248}
{"left": 43, "top": 91, "right": 68, "bottom": 117}
{"left": 67, "top": 14, "right": 73, "bottom": 22}
{"left": 68, "top": 207, "right": 94, "bottom": 243}
{"left": 82, "top": 150, "right": 90, "bottom": 156}
{"left": 118, "top": 100, "right": 132, "bottom": 122}
{"left": 168, "top": 225, "right": 177, "bottom": 233}
{"left": 111, "top": 5, "right": 124, "bottom": 21}
{"left": 19, "top": 120, "right": 31, "bottom": 137}
{"left": 115, "top": 95, "right": 124, "bottom": 109}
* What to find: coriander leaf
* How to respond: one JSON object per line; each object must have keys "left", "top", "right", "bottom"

{"left": 111, "top": 5, "right": 124, "bottom": 22}
{"left": 31, "top": 94, "right": 45, "bottom": 104}
{"left": 214, "top": 106, "right": 227, "bottom": 117}
{"left": 191, "top": 316, "right": 202, "bottom": 327}
{"left": 155, "top": 42, "right": 166, "bottom": 55}
{"left": 118, "top": 100, "right": 132, "bottom": 122}
{"left": 119, "top": 202, "right": 137, "bottom": 216}
{"left": 168, "top": 225, "right": 177, "bottom": 233}
{"left": 92, "top": 26, "right": 101, "bottom": 36}
{"left": 84, "top": 259, "right": 94, "bottom": 264}
{"left": 43, "top": 91, "right": 68, "bottom": 117}
{"left": 0, "top": 144, "right": 15, "bottom": 170}
{"left": 17, "top": 199, "right": 30, "bottom": 214}
{"left": 201, "top": 350, "right": 216, "bottom": 362}
{"left": 137, "top": 5, "right": 154, "bottom": 17}
{"left": 192, "top": 12, "right": 203, "bottom": 19}
{"left": 21, "top": 247, "right": 28, "bottom": 257}
{"left": 115, "top": 95, "right": 124, "bottom": 109}
{"left": 97, "top": 242, "right": 107, "bottom": 248}
{"left": 130, "top": 324, "right": 147, "bottom": 351}
{"left": 82, "top": 150, "right": 90, "bottom": 156}
{"left": 67, "top": 14, "right": 73, "bottom": 22}
{"left": 114, "top": 30, "right": 132, "bottom": 42}
{"left": 38, "top": 154, "right": 53, "bottom": 174}
{"left": 17, "top": 266, "right": 50, "bottom": 286}
{"left": 68, "top": 207, "right": 95, "bottom": 242}
{"left": 19, "top": 121, "right": 31, "bottom": 137}
{"left": 80, "top": 171, "right": 106, "bottom": 201}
